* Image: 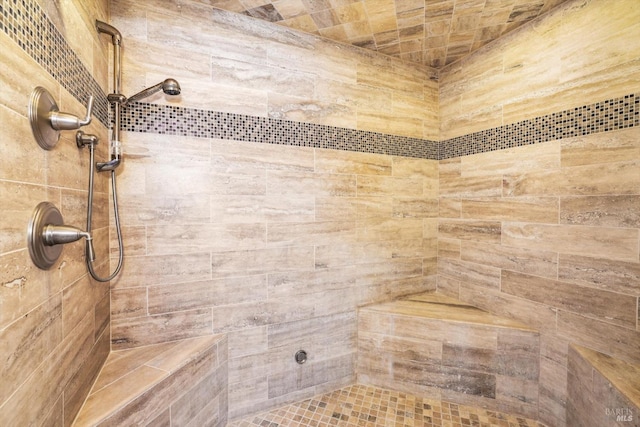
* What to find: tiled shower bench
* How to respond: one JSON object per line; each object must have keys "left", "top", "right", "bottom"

{"left": 73, "top": 335, "right": 228, "bottom": 426}
{"left": 357, "top": 292, "right": 541, "bottom": 419}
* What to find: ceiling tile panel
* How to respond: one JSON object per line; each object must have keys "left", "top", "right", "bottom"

{"left": 206, "top": 0, "right": 572, "bottom": 68}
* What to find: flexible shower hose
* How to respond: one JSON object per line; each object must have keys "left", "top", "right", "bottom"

{"left": 85, "top": 143, "right": 124, "bottom": 282}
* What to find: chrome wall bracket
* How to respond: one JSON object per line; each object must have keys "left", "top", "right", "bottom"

{"left": 28, "top": 86, "right": 94, "bottom": 150}
{"left": 27, "top": 202, "right": 94, "bottom": 270}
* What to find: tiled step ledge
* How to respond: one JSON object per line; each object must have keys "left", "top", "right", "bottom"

{"left": 567, "top": 344, "right": 640, "bottom": 426}
{"left": 361, "top": 292, "right": 537, "bottom": 331}
{"left": 357, "top": 292, "right": 541, "bottom": 419}
{"left": 73, "top": 335, "right": 228, "bottom": 426}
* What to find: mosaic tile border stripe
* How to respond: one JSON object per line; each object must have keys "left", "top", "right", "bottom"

{"left": 441, "top": 93, "right": 640, "bottom": 159}
{"left": 121, "top": 92, "right": 639, "bottom": 160}
{"left": 5, "top": 0, "right": 638, "bottom": 160}
{"left": 1, "top": 0, "right": 109, "bottom": 126}
{"left": 120, "top": 103, "right": 440, "bottom": 159}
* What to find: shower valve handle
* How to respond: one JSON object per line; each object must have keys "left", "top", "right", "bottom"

{"left": 50, "top": 95, "right": 94, "bottom": 130}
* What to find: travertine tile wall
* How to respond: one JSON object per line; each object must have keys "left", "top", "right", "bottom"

{"left": 567, "top": 344, "right": 639, "bottom": 426}
{"left": 439, "top": 0, "right": 640, "bottom": 140}
{"left": 109, "top": 0, "right": 440, "bottom": 419}
{"left": 0, "top": 0, "right": 112, "bottom": 424}
{"left": 437, "top": 3, "right": 640, "bottom": 425}
{"left": 110, "top": 133, "right": 439, "bottom": 417}
{"left": 358, "top": 295, "right": 542, "bottom": 419}
{"left": 437, "top": 128, "right": 640, "bottom": 426}
{"left": 109, "top": 0, "right": 439, "bottom": 141}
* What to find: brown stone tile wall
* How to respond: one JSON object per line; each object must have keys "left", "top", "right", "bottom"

{"left": 357, "top": 303, "right": 541, "bottom": 419}
{"left": 0, "top": 0, "right": 111, "bottom": 425}
{"left": 437, "top": 127, "right": 640, "bottom": 426}
{"left": 567, "top": 344, "right": 639, "bottom": 427}
{"left": 109, "top": 134, "right": 439, "bottom": 417}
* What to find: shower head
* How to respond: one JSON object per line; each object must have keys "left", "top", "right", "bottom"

{"left": 126, "top": 78, "right": 181, "bottom": 104}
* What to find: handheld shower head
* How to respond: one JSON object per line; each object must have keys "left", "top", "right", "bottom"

{"left": 126, "top": 78, "right": 181, "bottom": 104}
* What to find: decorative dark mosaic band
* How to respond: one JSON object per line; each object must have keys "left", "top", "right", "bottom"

{"left": 6, "top": 0, "right": 638, "bottom": 160}
{"left": 120, "top": 103, "right": 440, "bottom": 159}
{"left": 121, "top": 92, "right": 639, "bottom": 160}
{"left": 440, "top": 93, "right": 640, "bottom": 159}
{"left": 1, "top": 0, "right": 109, "bottom": 126}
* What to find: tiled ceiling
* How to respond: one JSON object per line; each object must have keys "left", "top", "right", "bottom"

{"left": 208, "top": 0, "right": 571, "bottom": 68}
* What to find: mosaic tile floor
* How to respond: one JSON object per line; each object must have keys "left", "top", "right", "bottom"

{"left": 228, "top": 384, "right": 548, "bottom": 427}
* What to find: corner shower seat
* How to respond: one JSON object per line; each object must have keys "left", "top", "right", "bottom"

{"left": 73, "top": 334, "right": 228, "bottom": 426}
{"left": 357, "top": 292, "right": 541, "bottom": 419}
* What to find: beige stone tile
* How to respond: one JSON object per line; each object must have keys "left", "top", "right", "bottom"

{"left": 440, "top": 174, "right": 502, "bottom": 198}
{"left": 357, "top": 175, "right": 423, "bottom": 197}
{"left": 148, "top": 275, "right": 268, "bottom": 314}
{"left": 315, "top": 196, "right": 359, "bottom": 221}
{"left": 438, "top": 258, "right": 500, "bottom": 289}
{"left": 0, "top": 105, "right": 46, "bottom": 184}
{"left": 146, "top": 223, "right": 266, "bottom": 255}
{"left": 502, "top": 222, "right": 639, "bottom": 262}
{"left": 314, "top": 239, "right": 424, "bottom": 268}
{"left": 438, "top": 237, "right": 460, "bottom": 259}
{"left": 211, "top": 138, "right": 314, "bottom": 173}
{"left": 212, "top": 246, "right": 314, "bottom": 278}
{"left": 502, "top": 270, "right": 637, "bottom": 329}
{"left": 227, "top": 376, "right": 268, "bottom": 419}
{"left": 461, "top": 196, "right": 558, "bottom": 223}
{"left": 356, "top": 111, "right": 424, "bottom": 139}
{"left": 437, "top": 275, "right": 460, "bottom": 298}
{"left": 115, "top": 193, "right": 210, "bottom": 226}
{"left": 391, "top": 198, "right": 438, "bottom": 219}
{"left": 358, "top": 57, "right": 424, "bottom": 97}
{"left": 211, "top": 56, "right": 316, "bottom": 99}
{"left": 315, "top": 149, "right": 392, "bottom": 175}
{"left": 460, "top": 141, "right": 560, "bottom": 177}
{"left": 0, "top": 295, "right": 62, "bottom": 405}
{"left": 558, "top": 311, "right": 640, "bottom": 366}
{"left": 268, "top": 266, "right": 357, "bottom": 297}
{"left": 110, "top": 253, "right": 211, "bottom": 289}
{"left": 62, "top": 274, "right": 109, "bottom": 337}
{"left": 267, "top": 39, "right": 357, "bottom": 85}
{"left": 439, "top": 197, "right": 461, "bottom": 218}
{"left": 267, "top": 170, "right": 356, "bottom": 197}
{"left": 268, "top": 93, "right": 356, "bottom": 128}
{"left": 0, "top": 249, "right": 50, "bottom": 329}
{"left": 210, "top": 299, "right": 312, "bottom": 334}
{"left": 560, "top": 195, "right": 640, "bottom": 228}
{"left": 171, "top": 373, "right": 224, "bottom": 427}
{"left": 227, "top": 327, "right": 268, "bottom": 359}
{"left": 92, "top": 341, "right": 181, "bottom": 393}
{"left": 461, "top": 241, "right": 558, "bottom": 279}
{"left": 124, "top": 38, "right": 212, "bottom": 82}
{"left": 0, "top": 180, "right": 48, "bottom": 255}
{"left": 110, "top": 225, "right": 146, "bottom": 257}
{"left": 111, "top": 308, "right": 213, "bottom": 350}
{"left": 439, "top": 219, "right": 501, "bottom": 243}
{"left": 147, "top": 335, "right": 222, "bottom": 372}
{"left": 357, "top": 218, "right": 423, "bottom": 242}
{"left": 561, "top": 127, "right": 640, "bottom": 167}
{"left": 146, "top": 166, "right": 266, "bottom": 197}
{"left": 355, "top": 196, "right": 393, "bottom": 220}
{"left": 211, "top": 194, "right": 314, "bottom": 223}
{"left": 558, "top": 254, "right": 640, "bottom": 297}
{"left": 355, "top": 259, "right": 423, "bottom": 287}
{"left": 267, "top": 220, "right": 356, "bottom": 247}
{"left": 572, "top": 344, "right": 640, "bottom": 411}
{"left": 458, "top": 282, "right": 558, "bottom": 333}
{"left": 504, "top": 160, "right": 640, "bottom": 197}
